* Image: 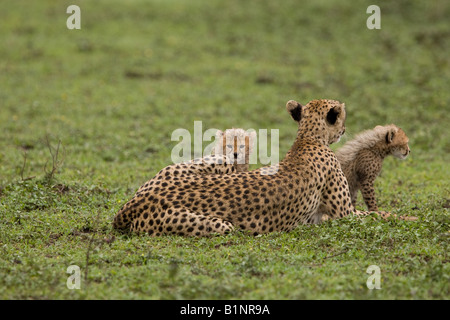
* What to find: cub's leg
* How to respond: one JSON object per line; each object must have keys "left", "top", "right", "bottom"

{"left": 320, "top": 169, "right": 416, "bottom": 222}
{"left": 359, "top": 180, "right": 378, "bottom": 211}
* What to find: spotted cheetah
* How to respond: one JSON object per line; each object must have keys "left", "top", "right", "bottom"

{"left": 335, "top": 124, "right": 410, "bottom": 211}
{"left": 113, "top": 99, "right": 410, "bottom": 236}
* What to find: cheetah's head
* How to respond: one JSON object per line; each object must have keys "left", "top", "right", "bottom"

{"left": 377, "top": 125, "right": 410, "bottom": 159}
{"left": 286, "top": 99, "right": 346, "bottom": 145}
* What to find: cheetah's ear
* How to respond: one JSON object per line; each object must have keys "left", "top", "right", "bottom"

{"left": 246, "top": 130, "right": 257, "bottom": 142}
{"left": 326, "top": 106, "right": 341, "bottom": 125}
{"left": 246, "top": 130, "right": 257, "bottom": 154}
{"left": 385, "top": 129, "right": 395, "bottom": 144}
{"left": 286, "top": 100, "right": 303, "bottom": 122}
{"left": 215, "top": 130, "right": 224, "bottom": 140}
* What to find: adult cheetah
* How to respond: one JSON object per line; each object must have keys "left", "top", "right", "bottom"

{"left": 113, "top": 99, "right": 408, "bottom": 236}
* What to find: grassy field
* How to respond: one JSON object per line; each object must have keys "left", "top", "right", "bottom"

{"left": 0, "top": 0, "right": 449, "bottom": 300}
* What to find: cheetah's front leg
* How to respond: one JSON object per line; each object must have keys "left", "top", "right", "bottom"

{"left": 359, "top": 180, "right": 378, "bottom": 211}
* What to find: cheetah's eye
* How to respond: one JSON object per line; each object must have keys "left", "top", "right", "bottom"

{"left": 226, "top": 144, "right": 233, "bottom": 149}
{"left": 239, "top": 145, "right": 245, "bottom": 149}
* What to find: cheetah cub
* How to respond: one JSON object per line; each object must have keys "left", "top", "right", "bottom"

{"left": 336, "top": 124, "right": 410, "bottom": 211}
{"left": 213, "top": 128, "right": 256, "bottom": 172}
{"left": 169, "top": 128, "right": 256, "bottom": 177}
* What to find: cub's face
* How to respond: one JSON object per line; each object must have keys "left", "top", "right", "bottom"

{"left": 389, "top": 128, "right": 410, "bottom": 159}
{"left": 215, "top": 129, "right": 256, "bottom": 165}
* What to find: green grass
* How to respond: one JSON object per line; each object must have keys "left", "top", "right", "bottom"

{"left": 0, "top": 0, "right": 449, "bottom": 300}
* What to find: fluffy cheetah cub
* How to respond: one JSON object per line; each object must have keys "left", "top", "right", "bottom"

{"left": 213, "top": 128, "right": 256, "bottom": 172}
{"left": 336, "top": 124, "right": 410, "bottom": 211}
{"left": 172, "top": 128, "right": 256, "bottom": 176}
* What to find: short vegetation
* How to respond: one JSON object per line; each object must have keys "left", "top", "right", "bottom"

{"left": 0, "top": 0, "right": 448, "bottom": 299}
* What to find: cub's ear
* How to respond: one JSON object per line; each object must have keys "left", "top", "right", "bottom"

{"left": 385, "top": 129, "right": 395, "bottom": 144}
{"left": 246, "top": 130, "right": 257, "bottom": 154}
{"left": 286, "top": 100, "right": 303, "bottom": 122}
{"left": 246, "top": 130, "right": 257, "bottom": 141}
{"left": 248, "top": 131, "right": 256, "bottom": 154}
{"left": 326, "top": 106, "right": 341, "bottom": 125}
{"left": 215, "top": 129, "right": 224, "bottom": 140}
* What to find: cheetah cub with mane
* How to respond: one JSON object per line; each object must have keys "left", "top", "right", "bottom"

{"left": 336, "top": 124, "right": 410, "bottom": 211}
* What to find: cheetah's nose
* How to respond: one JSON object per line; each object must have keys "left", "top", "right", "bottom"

{"left": 233, "top": 153, "right": 238, "bottom": 159}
